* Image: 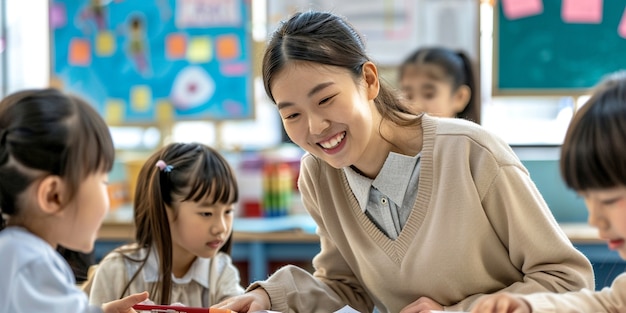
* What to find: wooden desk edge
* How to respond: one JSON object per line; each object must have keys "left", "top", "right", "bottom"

{"left": 97, "top": 221, "right": 602, "bottom": 244}
{"left": 97, "top": 223, "right": 319, "bottom": 243}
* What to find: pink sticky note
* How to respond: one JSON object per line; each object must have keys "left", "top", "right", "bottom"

{"left": 562, "top": 0, "right": 603, "bottom": 24}
{"left": 619, "top": 7, "right": 626, "bottom": 38}
{"left": 220, "top": 62, "right": 248, "bottom": 76}
{"left": 50, "top": 3, "right": 67, "bottom": 29}
{"left": 502, "top": 0, "right": 544, "bottom": 20}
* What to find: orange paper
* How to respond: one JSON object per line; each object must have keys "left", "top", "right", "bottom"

{"left": 69, "top": 38, "right": 91, "bottom": 66}
{"left": 216, "top": 35, "right": 240, "bottom": 60}
{"left": 166, "top": 33, "right": 186, "bottom": 59}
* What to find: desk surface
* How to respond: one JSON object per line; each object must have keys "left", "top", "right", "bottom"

{"left": 100, "top": 205, "right": 319, "bottom": 242}
{"left": 100, "top": 205, "right": 602, "bottom": 244}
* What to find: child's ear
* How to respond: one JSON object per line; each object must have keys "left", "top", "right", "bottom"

{"left": 452, "top": 85, "right": 471, "bottom": 113}
{"left": 362, "top": 61, "right": 380, "bottom": 100}
{"left": 37, "top": 175, "right": 66, "bottom": 215}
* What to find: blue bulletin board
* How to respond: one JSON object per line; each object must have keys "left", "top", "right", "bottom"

{"left": 50, "top": 0, "right": 252, "bottom": 124}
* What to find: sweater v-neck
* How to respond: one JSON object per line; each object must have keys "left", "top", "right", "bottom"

{"left": 341, "top": 115, "right": 436, "bottom": 263}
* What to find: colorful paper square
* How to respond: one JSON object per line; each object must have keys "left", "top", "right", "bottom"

{"left": 619, "top": 7, "right": 626, "bottom": 38}
{"left": 166, "top": 33, "right": 187, "bottom": 59}
{"left": 155, "top": 99, "right": 174, "bottom": 122}
{"left": 50, "top": 3, "right": 67, "bottom": 29}
{"left": 69, "top": 38, "right": 91, "bottom": 66}
{"left": 501, "top": 0, "right": 543, "bottom": 20}
{"left": 562, "top": 0, "right": 603, "bottom": 24}
{"left": 220, "top": 62, "right": 248, "bottom": 76}
{"left": 130, "top": 85, "right": 151, "bottom": 112}
{"left": 96, "top": 31, "right": 115, "bottom": 56}
{"left": 104, "top": 99, "right": 125, "bottom": 124}
{"left": 216, "top": 35, "right": 240, "bottom": 60}
{"left": 187, "top": 36, "right": 212, "bottom": 63}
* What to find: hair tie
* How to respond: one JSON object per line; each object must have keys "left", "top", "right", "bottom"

{"left": 155, "top": 160, "right": 173, "bottom": 173}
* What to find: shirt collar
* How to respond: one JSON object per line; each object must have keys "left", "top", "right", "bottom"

{"left": 343, "top": 151, "right": 420, "bottom": 212}
{"left": 142, "top": 247, "right": 210, "bottom": 288}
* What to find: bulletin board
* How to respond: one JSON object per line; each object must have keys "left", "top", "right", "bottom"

{"left": 494, "top": 0, "right": 626, "bottom": 95}
{"left": 50, "top": 0, "right": 253, "bottom": 124}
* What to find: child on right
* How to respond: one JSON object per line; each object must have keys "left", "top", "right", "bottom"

{"left": 471, "top": 71, "right": 626, "bottom": 313}
{"left": 88, "top": 142, "right": 244, "bottom": 306}
{"left": 398, "top": 46, "right": 480, "bottom": 123}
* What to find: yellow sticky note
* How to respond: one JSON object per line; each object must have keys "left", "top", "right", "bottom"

{"left": 96, "top": 31, "right": 115, "bottom": 56}
{"left": 187, "top": 36, "right": 212, "bottom": 63}
{"left": 105, "top": 99, "right": 125, "bottom": 124}
{"left": 130, "top": 85, "right": 151, "bottom": 112}
{"left": 155, "top": 99, "right": 174, "bottom": 122}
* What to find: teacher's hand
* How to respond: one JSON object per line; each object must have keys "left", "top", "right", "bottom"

{"left": 399, "top": 296, "right": 443, "bottom": 313}
{"left": 212, "top": 288, "right": 271, "bottom": 313}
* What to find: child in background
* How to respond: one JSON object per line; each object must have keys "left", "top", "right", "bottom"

{"left": 470, "top": 72, "right": 626, "bottom": 313}
{"left": 398, "top": 46, "right": 480, "bottom": 123}
{"left": 213, "top": 11, "right": 593, "bottom": 313}
{"left": 0, "top": 88, "right": 148, "bottom": 312}
{"left": 89, "top": 142, "right": 244, "bottom": 306}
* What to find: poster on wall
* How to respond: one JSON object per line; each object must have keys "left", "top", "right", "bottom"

{"left": 266, "top": 0, "right": 478, "bottom": 66}
{"left": 50, "top": 0, "right": 252, "bottom": 124}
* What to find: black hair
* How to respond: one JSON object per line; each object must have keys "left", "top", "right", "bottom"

{"left": 0, "top": 88, "right": 114, "bottom": 230}
{"left": 262, "top": 11, "right": 419, "bottom": 128}
{"left": 561, "top": 71, "right": 626, "bottom": 191}
{"left": 119, "top": 142, "right": 238, "bottom": 304}
{"left": 398, "top": 46, "right": 480, "bottom": 123}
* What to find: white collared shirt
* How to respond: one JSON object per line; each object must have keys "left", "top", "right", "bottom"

{"left": 343, "top": 152, "right": 421, "bottom": 239}
{"left": 88, "top": 243, "right": 244, "bottom": 306}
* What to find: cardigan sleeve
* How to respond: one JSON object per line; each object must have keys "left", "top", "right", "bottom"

{"left": 248, "top": 154, "right": 374, "bottom": 313}
{"left": 448, "top": 164, "right": 594, "bottom": 311}
{"left": 88, "top": 253, "right": 130, "bottom": 305}
{"left": 212, "top": 254, "right": 245, "bottom": 304}
{"left": 522, "top": 273, "right": 626, "bottom": 313}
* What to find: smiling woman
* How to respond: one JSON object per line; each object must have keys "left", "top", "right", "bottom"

{"left": 212, "top": 10, "right": 595, "bottom": 313}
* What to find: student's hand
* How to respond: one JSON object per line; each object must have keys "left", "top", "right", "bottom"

{"left": 102, "top": 291, "right": 149, "bottom": 313}
{"left": 399, "top": 296, "right": 443, "bottom": 313}
{"left": 470, "top": 293, "right": 532, "bottom": 313}
{"left": 212, "top": 288, "right": 271, "bottom": 313}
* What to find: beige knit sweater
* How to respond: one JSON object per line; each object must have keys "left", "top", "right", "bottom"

{"left": 250, "top": 115, "right": 594, "bottom": 313}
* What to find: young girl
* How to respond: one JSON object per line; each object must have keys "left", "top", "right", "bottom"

{"left": 212, "top": 11, "right": 594, "bottom": 313}
{"left": 398, "top": 46, "right": 480, "bottom": 123}
{"left": 0, "top": 88, "right": 148, "bottom": 312}
{"left": 470, "top": 72, "right": 626, "bottom": 313}
{"left": 88, "top": 142, "right": 244, "bottom": 306}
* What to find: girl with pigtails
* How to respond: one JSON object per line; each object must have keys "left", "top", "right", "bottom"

{"left": 88, "top": 142, "right": 244, "bottom": 306}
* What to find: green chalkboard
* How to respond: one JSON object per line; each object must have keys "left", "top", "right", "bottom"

{"left": 495, "top": 0, "right": 626, "bottom": 95}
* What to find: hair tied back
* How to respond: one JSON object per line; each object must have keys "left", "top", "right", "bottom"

{"left": 155, "top": 160, "right": 173, "bottom": 173}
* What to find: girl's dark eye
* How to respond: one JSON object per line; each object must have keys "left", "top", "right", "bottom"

{"left": 320, "top": 95, "right": 335, "bottom": 105}
{"left": 602, "top": 197, "right": 622, "bottom": 206}
{"left": 284, "top": 113, "right": 299, "bottom": 120}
